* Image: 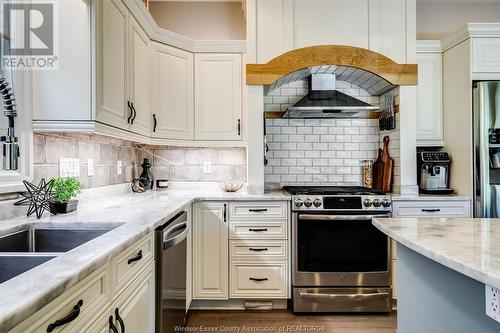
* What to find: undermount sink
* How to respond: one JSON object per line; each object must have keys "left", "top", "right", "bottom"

{"left": 0, "top": 255, "right": 56, "bottom": 284}
{"left": 0, "top": 227, "right": 116, "bottom": 283}
{"left": 0, "top": 227, "right": 113, "bottom": 253}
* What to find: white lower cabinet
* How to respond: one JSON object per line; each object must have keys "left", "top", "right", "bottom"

{"left": 193, "top": 202, "right": 229, "bottom": 299}
{"left": 9, "top": 233, "right": 155, "bottom": 333}
{"left": 85, "top": 262, "right": 155, "bottom": 333}
{"left": 192, "top": 200, "right": 290, "bottom": 302}
{"left": 390, "top": 198, "right": 471, "bottom": 300}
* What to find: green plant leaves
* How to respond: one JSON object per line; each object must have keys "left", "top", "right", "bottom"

{"left": 51, "top": 177, "right": 82, "bottom": 202}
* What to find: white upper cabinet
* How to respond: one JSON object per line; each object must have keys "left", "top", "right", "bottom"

{"left": 250, "top": 0, "right": 410, "bottom": 64}
{"left": 369, "top": 0, "right": 407, "bottom": 63}
{"left": 151, "top": 43, "right": 194, "bottom": 140}
{"left": 293, "top": 0, "right": 369, "bottom": 50}
{"left": 472, "top": 38, "right": 500, "bottom": 73}
{"left": 416, "top": 44, "right": 444, "bottom": 146}
{"left": 97, "top": 0, "right": 151, "bottom": 136}
{"left": 97, "top": 0, "right": 130, "bottom": 131}
{"left": 195, "top": 54, "right": 242, "bottom": 141}
{"left": 129, "top": 18, "right": 151, "bottom": 136}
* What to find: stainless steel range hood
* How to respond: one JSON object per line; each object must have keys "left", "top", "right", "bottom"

{"left": 282, "top": 74, "right": 380, "bottom": 119}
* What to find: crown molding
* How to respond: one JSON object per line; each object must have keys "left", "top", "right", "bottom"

{"left": 416, "top": 40, "right": 443, "bottom": 53}
{"left": 441, "top": 23, "right": 500, "bottom": 52}
{"left": 123, "top": 0, "right": 246, "bottom": 53}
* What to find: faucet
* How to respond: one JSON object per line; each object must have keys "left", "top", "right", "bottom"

{"left": 0, "top": 74, "right": 19, "bottom": 170}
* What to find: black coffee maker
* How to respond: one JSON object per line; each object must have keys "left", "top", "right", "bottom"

{"left": 417, "top": 151, "right": 454, "bottom": 194}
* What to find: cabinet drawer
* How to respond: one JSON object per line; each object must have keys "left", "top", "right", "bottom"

{"left": 230, "top": 262, "right": 287, "bottom": 298}
{"left": 230, "top": 240, "right": 287, "bottom": 260}
{"left": 473, "top": 38, "right": 500, "bottom": 73}
{"left": 229, "top": 201, "right": 288, "bottom": 221}
{"left": 229, "top": 222, "right": 287, "bottom": 240}
{"left": 393, "top": 200, "right": 470, "bottom": 218}
{"left": 112, "top": 233, "right": 154, "bottom": 294}
{"left": 10, "top": 266, "right": 110, "bottom": 333}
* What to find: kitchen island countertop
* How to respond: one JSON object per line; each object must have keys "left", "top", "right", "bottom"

{"left": 372, "top": 217, "right": 500, "bottom": 289}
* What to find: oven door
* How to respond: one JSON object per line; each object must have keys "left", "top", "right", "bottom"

{"left": 292, "top": 213, "right": 391, "bottom": 287}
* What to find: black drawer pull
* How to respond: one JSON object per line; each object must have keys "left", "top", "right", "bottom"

{"left": 153, "top": 114, "right": 157, "bottom": 132}
{"left": 249, "top": 277, "right": 268, "bottom": 282}
{"left": 249, "top": 209, "right": 268, "bottom": 213}
{"left": 47, "top": 299, "right": 83, "bottom": 332}
{"left": 127, "top": 250, "right": 143, "bottom": 264}
{"left": 115, "top": 308, "right": 125, "bottom": 333}
{"left": 109, "top": 316, "right": 118, "bottom": 333}
{"left": 130, "top": 102, "right": 136, "bottom": 125}
{"left": 249, "top": 228, "right": 268, "bottom": 232}
{"left": 249, "top": 248, "right": 268, "bottom": 252}
{"left": 421, "top": 208, "right": 441, "bottom": 213}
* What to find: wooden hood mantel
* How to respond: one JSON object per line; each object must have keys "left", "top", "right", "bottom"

{"left": 246, "top": 45, "right": 418, "bottom": 86}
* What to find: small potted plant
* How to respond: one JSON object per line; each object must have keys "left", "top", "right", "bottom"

{"left": 50, "top": 177, "right": 82, "bottom": 214}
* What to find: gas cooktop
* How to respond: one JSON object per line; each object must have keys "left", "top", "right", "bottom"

{"left": 283, "top": 186, "right": 391, "bottom": 211}
{"left": 282, "top": 186, "right": 386, "bottom": 196}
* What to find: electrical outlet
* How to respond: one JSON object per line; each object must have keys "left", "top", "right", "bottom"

{"left": 87, "top": 159, "right": 94, "bottom": 176}
{"left": 59, "top": 158, "right": 80, "bottom": 177}
{"left": 117, "top": 160, "right": 122, "bottom": 175}
{"left": 486, "top": 285, "right": 500, "bottom": 323}
{"left": 203, "top": 161, "right": 212, "bottom": 174}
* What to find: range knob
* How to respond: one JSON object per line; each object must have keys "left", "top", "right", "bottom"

{"left": 382, "top": 198, "right": 391, "bottom": 208}
{"left": 373, "top": 198, "right": 382, "bottom": 207}
{"left": 313, "top": 199, "right": 322, "bottom": 207}
{"left": 363, "top": 198, "right": 373, "bottom": 207}
{"left": 304, "top": 199, "right": 313, "bottom": 208}
{"left": 295, "top": 199, "right": 303, "bottom": 208}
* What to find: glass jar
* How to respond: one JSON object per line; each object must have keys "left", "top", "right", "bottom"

{"left": 361, "top": 160, "right": 374, "bottom": 189}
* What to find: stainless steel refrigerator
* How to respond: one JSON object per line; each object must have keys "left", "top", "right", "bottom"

{"left": 473, "top": 81, "right": 500, "bottom": 217}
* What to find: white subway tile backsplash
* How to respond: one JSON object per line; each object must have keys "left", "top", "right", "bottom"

{"left": 264, "top": 79, "right": 400, "bottom": 189}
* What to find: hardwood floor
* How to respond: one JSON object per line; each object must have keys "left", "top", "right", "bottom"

{"left": 187, "top": 310, "right": 397, "bottom": 333}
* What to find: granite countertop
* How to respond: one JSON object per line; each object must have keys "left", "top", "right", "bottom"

{"left": 0, "top": 183, "right": 290, "bottom": 332}
{"left": 373, "top": 217, "right": 500, "bottom": 290}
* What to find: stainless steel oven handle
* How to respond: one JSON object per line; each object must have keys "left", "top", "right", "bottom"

{"left": 298, "top": 289, "right": 390, "bottom": 300}
{"left": 298, "top": 214, "right": 391, "bottom": 221}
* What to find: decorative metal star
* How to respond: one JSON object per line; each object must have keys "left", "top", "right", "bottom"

{"left": 14, "top": 178, "right": 56, "bottom": 219}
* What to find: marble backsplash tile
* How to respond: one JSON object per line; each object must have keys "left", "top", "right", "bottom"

{"left": 33, "top": 133, "right": 248, "bottom": 189}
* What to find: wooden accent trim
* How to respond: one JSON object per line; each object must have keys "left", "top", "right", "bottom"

{"left": 247, "top": 45, "right": 418, "bottom": 86}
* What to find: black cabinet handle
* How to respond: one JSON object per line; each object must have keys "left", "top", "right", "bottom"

{"left": 249, "top": 277, "right": 268, "bottom": 282}
{"left": 249, "top": 228, "right": 268, "bottom": 232}
{"left": 115, "top": 308, "right": 125, "bottom": 333}
{"left": 153, "top": 114, "right": 157, "bottom": 132}
{"left": 46, "top": 299, "right": 83, "bottom": 332}
{"left": 249, "top": 208, "right": 268, "bottom": 213}
{"left": 127, "top": 250, "right": 143, "bottom": 264}
{"left": 422, "top": 208, "right": 441, "bottom": 213}
{"left": 249, "top": 248, "right": 268, "bottom": 252}
{"left": 109, "top": 316, "right": 118, "bottom": 333}
{"left": 127, "top": 101, "right": 133, "bottom": 124}
{"left": 130, "top": 102, "right": 136, "bottom": 125}
{"left": 223, "top": 204, "right": 227, "bottom": 222}
{"left": 237, "top": 119, "right": 241, "bottom": 136}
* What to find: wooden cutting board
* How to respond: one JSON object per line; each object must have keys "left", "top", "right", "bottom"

{"left": 381, "top": 136, "right": 394, "bottom": 193}
{"left": 373, "top": 148, "right": 384, "bottom": 191}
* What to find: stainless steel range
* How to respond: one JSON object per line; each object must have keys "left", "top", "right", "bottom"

{"left": 283, "top": 186, "right": 392, "bottom": 313}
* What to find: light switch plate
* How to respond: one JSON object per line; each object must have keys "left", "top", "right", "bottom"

{"left": 117, "top": 160, "right": 122, "bottom": 175}
{"left": 203, "top": 161, "right": 212, "bottom": 174}
{"left": 59, "top": 157, "right": 80, "bottom": 178}
{"left": 87, "top": 159, "right": 94, "bottom": 176}
{"left": 486, "top": 284, "right": 500, "bottom": 323}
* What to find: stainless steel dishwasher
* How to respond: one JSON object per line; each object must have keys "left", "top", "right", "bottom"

{"left": 155, "top": 210, "right": 188, "bottom": 333}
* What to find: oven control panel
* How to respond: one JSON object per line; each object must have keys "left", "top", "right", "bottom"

{"left": 293, "top": 195, "right": 392, "bottom": 211}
